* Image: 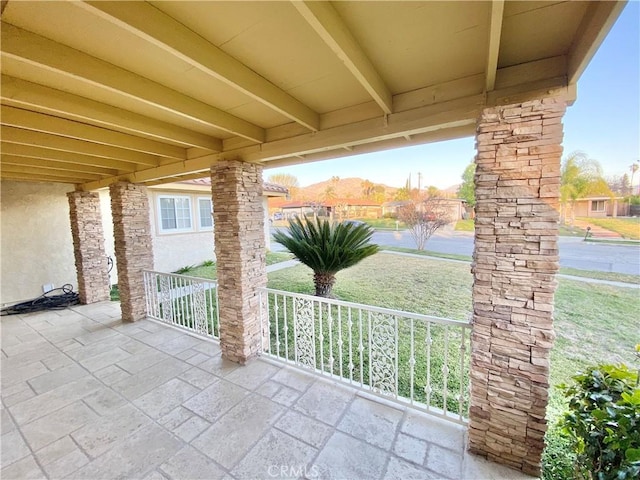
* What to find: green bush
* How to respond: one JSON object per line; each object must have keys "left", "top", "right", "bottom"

{"left": 559, "top": 364, "right": 640, "bottom": 480}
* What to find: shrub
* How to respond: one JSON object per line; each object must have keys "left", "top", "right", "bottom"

{"left": 201, "top": 260, "right": 215, "bottom": 267}
{"left": 174, "top": 265, "right": 196, "bottom": 274}
{"left": 559, "top": 363, "right": 640, "bottom": 480}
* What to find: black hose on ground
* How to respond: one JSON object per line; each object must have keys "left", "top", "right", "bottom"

{"left": 1, "top": 284, "right": 80, "bottom": 316}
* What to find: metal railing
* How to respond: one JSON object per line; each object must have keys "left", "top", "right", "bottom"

{"left": 143, "top": 270, "right": 219, "bottom": 339}
{"left": 259, "top": 288, "right": 472, "bottom": 423}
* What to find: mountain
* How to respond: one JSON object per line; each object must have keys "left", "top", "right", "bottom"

{"left": 296, "top": 177, "right": 398, "bottom": 201}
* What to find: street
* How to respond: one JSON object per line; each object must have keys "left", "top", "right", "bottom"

{"left": 271, "top": 227, "right": 640, "bottom": 275}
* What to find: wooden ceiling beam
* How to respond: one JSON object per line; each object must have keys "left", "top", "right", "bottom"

{"left": 78, "top": 72, "right": 573, "bottom": 192}
{"left": 1, "top": 156, "right": 119, "bottom": 177}
{"left": 1, "top": 75, "right": 222, "bottom": 151}
{"left": 79, "top": 156, "right": 214, "bottom": 191}
{"left": 0, "top": 142, "right": 137, "bottom": 172}
{"left": 1, "top": 164, "right": 100, "bottom": 181}
{"left": 0, "top": 21, "right": 265, "bottom": 143}
{"left": 1, "top": 126, "right": 161, "bottom": 166}
{"left": 293, "top": 1, "right": 393, "bottom": 114}
{"left": 485, "top": 0, "right": 505, "bottom": 92}
{"left": 1, "top": 172, "right": 88, "bottom": 184}
{"left": 567, "top": 0, "right": 625, "bottom": 85}
{"left": 1, "top": 105, "right": 187, "bottom": 160}
{"left": 81, "top": 1, "right": 320, "bottom": 132}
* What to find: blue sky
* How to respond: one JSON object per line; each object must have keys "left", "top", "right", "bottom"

{"left": 267, "top": 2, "right": 639, "bottom": 189}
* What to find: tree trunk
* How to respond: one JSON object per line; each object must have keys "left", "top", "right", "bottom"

{"left": 313, "top": 272, "right": 336, "bottom": 298}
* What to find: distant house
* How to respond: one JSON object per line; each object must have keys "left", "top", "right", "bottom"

{"left": 276, "top": 198, "right": 382, "bottom": 220}
{"left": 568, "top": 196, "right": 628, "bottom": 218}
{"left": 382, "top": 198, "right": 466, "bottom": 221}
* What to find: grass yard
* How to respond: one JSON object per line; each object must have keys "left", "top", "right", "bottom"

{"left": 358, "top": 218, "right": 407, "bottom": 230}
{"left": 267, "top": 253, "right": 639, "bottom": 419}
{"left": 578, "top": 216, "right": 640, "bottom": 240}
{"left": 455, "top": 218, "right": 588, "bottom": 237}
{"left": 454, "top": 219, "right": 474, "bottom": 231}
{"left": 171, "top": 251, "right": 294, "bottom": 280}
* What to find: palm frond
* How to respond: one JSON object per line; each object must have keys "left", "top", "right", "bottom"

{"left": 273, "top": 217, "right": 379, "bottom": 275}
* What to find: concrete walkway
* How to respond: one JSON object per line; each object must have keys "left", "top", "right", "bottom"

{"left": 1, "top": 302, "right": 533, "bottom": 480}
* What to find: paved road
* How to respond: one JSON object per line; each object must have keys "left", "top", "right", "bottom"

{"left": 271, "top": 227, "right": 640, "bottom": 275}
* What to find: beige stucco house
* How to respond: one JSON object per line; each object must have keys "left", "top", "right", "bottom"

{"left": 0, "top": 179, "right": 287, "bottom": 304}
{"left": 569, "top": 195, "right": 628, "bottom": 218}
{"left": 0, "top": 1, "right": 628, "bottom": 476}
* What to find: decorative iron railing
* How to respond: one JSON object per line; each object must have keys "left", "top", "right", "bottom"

{"left": 258, "top": 288, "right": 472, "bottom": 423}
{"left": 143, "top": 270, "right": 219, "bottom": 339}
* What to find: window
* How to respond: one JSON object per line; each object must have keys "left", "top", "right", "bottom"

{"left": 158, "top": 196, "right": 192, "bottom": 232}
{"left": 592, "top": 200, "right": 606, "bottom": 212}
{"left": 198, "top": 197, "right": 213, "bottom": 229}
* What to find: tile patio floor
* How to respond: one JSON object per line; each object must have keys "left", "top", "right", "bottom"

{"left": 1, "top": 301, "right": 535, "bottom": 480}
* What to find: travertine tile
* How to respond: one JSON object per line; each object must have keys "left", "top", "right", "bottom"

{"left": 337, "top": 397, "right": 403, "bottom": 450}
{"left": 313, "top": 431, "right": 388, "bottom": 480}
{"left": 160, "top": 445, "right": 225, "bottom": 480}
{"left": 231, "top": 429, "right": 317, "bottom": 480}
{"left": 192, "top": 394, "right": 284, "bottom": 469}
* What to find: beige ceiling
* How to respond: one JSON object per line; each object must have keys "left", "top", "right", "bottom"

{"left": 0, "top": 0, "right": 625, "bottom": 190}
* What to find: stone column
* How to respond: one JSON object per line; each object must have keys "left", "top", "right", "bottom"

{"left": 67, "top": 191, "right": 110, "bottom": 304}
{"left": 468, "top": 97, "right": 566, "bottom": 475}
{"left": 211, "top": 160, "right": 266, "bottom": 364}
{"left": 110, "top": 182, "right": 154, "bottom": 322}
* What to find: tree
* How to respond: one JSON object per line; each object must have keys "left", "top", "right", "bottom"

{"left": 457, "top": 162, "right": 476, "bottom": 207}
{"left": 273, "top": 217, "right": 379, "bottom": 297}
{"left": 361, "top": 179, "right": 375, "bottom": 198}
{"left": 322, "top": 185, "right": 336, "bottom": 201}
{"left": 394, "top": 187, "right": 411, "bottom": 201}
{"left": 630, "top": 161, "right": 640, "bottom": 195}
{"left": 396, "top": 196, "right": 452, "bottom": 250}
{"left": 560, "top": 152, "right": 612, "bottom": 224}
{"left": 268, "top": 173, "right": 300, "bottom": 198}
{"left": 607, "top": 173, "right": 631, "bottom": 196}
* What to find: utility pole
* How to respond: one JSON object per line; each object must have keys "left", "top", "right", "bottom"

{"left": 417, "top": 172, "right": 423, "bottom": 192}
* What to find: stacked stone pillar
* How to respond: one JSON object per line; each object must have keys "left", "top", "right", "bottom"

{"left": 211, "top": 160, "right": 267, "bottom": 364}
{"left": 67, "top": 191, "right": 110, "bottom": 304}
{"left": 468, "top": 97, "right": 566, "bottom": 475}
{"left": 110, "top": 182, "right": 154, "bottom": 322}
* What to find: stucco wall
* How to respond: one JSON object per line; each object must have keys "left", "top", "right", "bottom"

{"left": 98, "top": 190, "right": 117, "bottom": 285}
{"left": 1, "top": 181, "right": 77, "bottom": 305}
{"left": 147, "top": 190, "right": 216, "bottom": 273}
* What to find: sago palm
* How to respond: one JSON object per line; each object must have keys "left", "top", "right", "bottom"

{"left": 273, "top": 216, "right": 379, "bottom": 297}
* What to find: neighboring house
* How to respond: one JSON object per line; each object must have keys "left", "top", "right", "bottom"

{"left": 568, "top": 196, "right": 628, "bottom": 218}
{"left": 275, "top": 198, "right": 382, "bottom": 220}
{"left": 0, "top": 179, "right": 287, "bottom": 305}
{"left": 382, "top": 198, "right": 466, "bottom": 221}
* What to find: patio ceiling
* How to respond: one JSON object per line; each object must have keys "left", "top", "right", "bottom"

{"left": 0, "top": 0, "right": 624, "bottom": 190}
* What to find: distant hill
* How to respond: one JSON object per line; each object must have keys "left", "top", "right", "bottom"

{"left": 297, "top": 177, "right": 398, "bottom": 202}
{"left": 443, "top": 184, "right": 460, "bottom": 194}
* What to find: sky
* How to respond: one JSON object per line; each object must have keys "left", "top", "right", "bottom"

{"left": 266, "top": 2, "right": 640, "bottom": 190}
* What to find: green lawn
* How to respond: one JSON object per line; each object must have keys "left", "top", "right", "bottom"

{"left": 171, "top": 252, "right": 293, "bottom": 280}
{"left": 455, "top": 218, "right": 588, "bottom": 237}
{"left": 454, "top": 219, "right": 474, "bottom": 231}
{"left": 578, "top": 216, "right": 640, "bottom": 240}
{"left": 266, "top": 253, "right": 639, "bottom": 418}
{"left": 357, "top": 218, "right": 407, "bottom": 230}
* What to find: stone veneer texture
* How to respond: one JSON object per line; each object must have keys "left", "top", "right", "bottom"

{"left": 211, "top": 160, "right": 267, "bottom": 363}
{"left": 109, "top": 182, "right": 154, "bottom": 322}
{"left": 468, "top": 97, "right": 566, "bottom": 476}
{"left": 67, "top": 191, "right": 110, "bottom": 304}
